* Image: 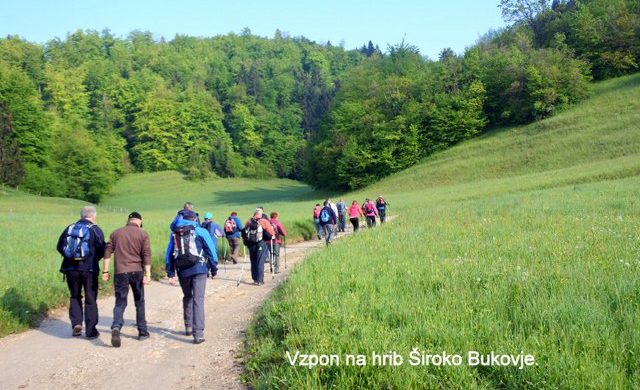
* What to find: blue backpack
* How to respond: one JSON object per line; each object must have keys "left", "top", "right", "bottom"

{"left": 62, "top": 223, "right": 94, "bottom": 261}
{"left": 320, "top": 208, "right": 331, "bottom": 223}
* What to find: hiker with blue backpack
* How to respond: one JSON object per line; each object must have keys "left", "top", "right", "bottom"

{"left": 166, "top": 210, "right": 218, "bottom": 344}
{"left": 56, "top": 206, "right": 105, "bottom": 339}
{"left": 224, "top": 211, "right": 243, "bottom": 264}
{"left": 319, "top": 200, "right": 338, "bottom": 245}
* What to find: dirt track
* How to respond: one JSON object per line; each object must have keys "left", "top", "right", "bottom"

{"left": 0, "top": 231, "right": 352, "bottom": 390}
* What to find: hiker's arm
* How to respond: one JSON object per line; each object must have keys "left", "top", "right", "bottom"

{"left": 142, "top": 232, "right": 152, "bottom": 283}
{"left": 165, "top": 235, "right": 175, "bottom": 277}
{"left": 279, "top": 223, "right": 287, "bottom": 236}
{"left": 102, "top": 257, "right": 111, "bottom": 281}
{"left": 56, "top": 229, "right": 66, "bottom": 256}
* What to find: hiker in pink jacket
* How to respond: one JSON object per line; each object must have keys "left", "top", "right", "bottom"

{"left": 348, "top": 200, "right": 364, "bottom": 231}
{"left": 269, "top": 212, "right": 287, "bottom": 273}
{"left": 362, "top": 198, "right": 378, "bottom": 228}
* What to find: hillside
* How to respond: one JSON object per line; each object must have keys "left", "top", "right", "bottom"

{"left": 245, "top": 74, "right": 640, "bottom": 388}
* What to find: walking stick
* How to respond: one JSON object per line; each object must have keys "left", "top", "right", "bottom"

{"left": 284, "top": 236, "right": 287, "bottom": 269}
{"left": 237, "top": 245, "right": 247, "bottom": 287}
{"left": 270, "top": 238, "right": 275, "bottom": 279}
{"left": 223, "top": 237, "right": 228, "bottom": 262}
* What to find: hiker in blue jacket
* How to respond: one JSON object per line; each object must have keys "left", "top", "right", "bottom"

{"left": 318, "top": 200, "right": 338, "bottom": 245}
{"left": 166, "top": 210, "right": 218, "bottom": 344}
{"left": 201, "top": 212, "right": 225, "bottom": 251}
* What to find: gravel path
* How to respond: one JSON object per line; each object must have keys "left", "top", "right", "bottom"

{"left": 0, "top": 232, "right": 351, "bottom": 390}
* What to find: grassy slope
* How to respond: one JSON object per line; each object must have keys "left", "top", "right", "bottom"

{"left": 245, "top": 74, "right": 640, "bottom": 388}
{"left": 0, "top": 175, "right": 329, "bottom": 337}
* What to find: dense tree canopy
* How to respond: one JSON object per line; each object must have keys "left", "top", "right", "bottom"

{"left": 0, "top": 0, "right": 637, "bottom": 197}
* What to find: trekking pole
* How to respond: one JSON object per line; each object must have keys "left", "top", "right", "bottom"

{"left": 223, "top": 238, "right": 228, "bottom": 272}
{"left": 284, "top": 236, "right": 287, "bottom": 269}
{"left": 270, "top": 238, "right": 275, "bottom": 279}
{"left": 237, "top": 245, "right": 247, "bottom": 287}
{"left": 223, "top": 237, "right": 227, "bottom": 261}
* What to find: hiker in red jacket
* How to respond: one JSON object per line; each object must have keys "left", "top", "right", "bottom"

{"left": 269, "top": 212, "right": 287, "bottom": 273}
{"left": 313, "top": 203, "right": 323, "bottom": 240}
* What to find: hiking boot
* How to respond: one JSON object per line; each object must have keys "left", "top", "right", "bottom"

{"left": 185, "top": 326, "right": 192, "bottom": 336}
{"left": 232, "top": 259, "right": 237, "bottom": 264}
{"left": 72, "top": 325, "right": 82, "bottom": 337}
{"left": 111, "top": 328, "right": 121, "bottom": 348}
{"left": 138, "top": 331, "right": 150, "bottom": 340}
{"left": 193, "top": 337, "right": 205, "bottom": 344}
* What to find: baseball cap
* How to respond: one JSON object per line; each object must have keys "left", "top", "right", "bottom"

{"left": 204, "top": 212, "right": 213, "bottom": 219}
{"left": 128, "top": 211, "right": 142, "bottom": 220}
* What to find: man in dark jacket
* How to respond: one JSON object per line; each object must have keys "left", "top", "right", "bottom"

{"left": 166, "top": 210, "right": 218, "bottom": 344}
{"left": 102, "top": 211, "right": 152, "bottom": 347}
{"left": 56, "top": 205, "right": 105, "bottom": 339}
{"left": 318, "top": 200, "right": 337, "bottom": 245}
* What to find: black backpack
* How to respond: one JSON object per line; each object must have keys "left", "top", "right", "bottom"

{"left": 243, "top": 218, "right": 263, "bottom": 244}
{"left": 172, "top": 225, "right": 203, "bottom": 269}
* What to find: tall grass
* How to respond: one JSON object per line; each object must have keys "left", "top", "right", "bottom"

{"left": 0, "top": 175, "right": 331, "bottom": 337}
{"left": 244, "top": 74, "right": 640, "bottom": 388}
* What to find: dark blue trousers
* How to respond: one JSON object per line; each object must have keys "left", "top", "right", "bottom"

{"left": 248, "top": 241, "right": 268, "bottom": 283}
{"left": 65, "top": 270, "right": 99, "bottom": 337}
{"left": 111, "top": 271, "right": 147, "bottom": 332}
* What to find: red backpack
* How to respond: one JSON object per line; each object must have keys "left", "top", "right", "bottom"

{"left": 224, "top": 217, "right": 237, "bottom": 234}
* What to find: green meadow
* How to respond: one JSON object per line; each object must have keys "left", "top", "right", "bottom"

{"left": 0, "top": 174, "right": 329, "bottom": 336}
{"left": 244, "top": 75, "right": 640, "bottom": 388}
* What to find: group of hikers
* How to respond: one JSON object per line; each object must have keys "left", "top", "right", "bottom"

{"left": 55, "top": 203, "right": 287, "bottom": 347}
{"left": 313, "top": 195, "right": 389, "bottom": 245}
{"left": 55, "top": 196, "right": 388, "bottom": 347}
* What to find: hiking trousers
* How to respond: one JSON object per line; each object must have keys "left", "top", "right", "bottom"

{"left": 323, "top": 224, "right": 336, "bottom": 244}
{"left": 338, "top": 212, "right": 346, "bottom": 232}
{"left": 366, "top": 216, "right": 376, "bottom": 228}
{"left": 350, "top": 217, "right": 360, "bottom": 231}
{"left": 111, "top": 271, "right": 147, "bottom": 333}
{"left": 314, "top": 218, "right": 322, "bottom": 239}
{"left": 179, "top": 273, "right": 207, "bottom": 339}
{"left": 272, "top": 243, "right": 281, "bottom": 273}
{"left": 248, "top": 241, "right": 268, "bottom": 283}
{"left": 227, "top": 237, "right": 241, "bottom": 263}
{"left": 65, "top": 270, "right": 99, "bottom": 337}
{"left": 378, "top": 209, "right": 386, "bottom": 223}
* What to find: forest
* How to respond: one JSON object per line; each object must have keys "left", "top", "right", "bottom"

{"left": 1, "top": 0, "right": 638, "bottom": 200}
